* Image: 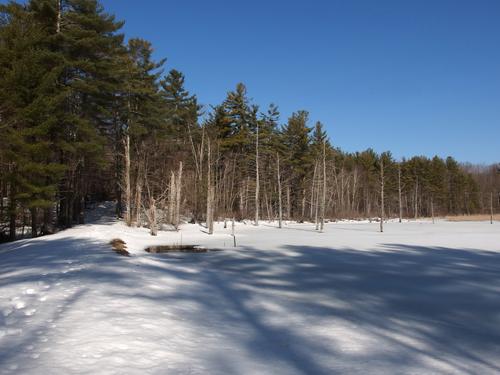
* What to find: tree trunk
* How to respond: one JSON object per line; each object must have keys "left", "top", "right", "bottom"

{"left": 320, "top": 142, "right": 327, "bottom": 232}
{"left": 398, "top": 165, "right": 403, "bottom": 223}
{"left": 380, "top": 158, "right": 384, "bottom": 233}
{"left": 277, "top": 153, "right": 282, "bottom": 229}
{"left": 286, "top": 185, "right": 291, "bottom": 222}
{"left": 124, "top": 135, "right": 132, "bottom": 226}
{"left": 134, "top": 175, "right": 142, "bottom": 227}
{"left": 491, "top": 191, "right": 494, "bottom": 224}
{"left": 31, "top": 208, "right": 37, "bottom": 238}
{"left": 169, "top": 171, "right": 175, "bottom": 225}
{"left": 314, "top": 164, "right": 319, "bottom": 230}
{"left": 310, "top": 162, "right": 318, "bottom": 220}
{"left": 414, "top": 177, "right": 418, "bottom": 220}
{"left": 149, "top": 197, "right": 157, "bottom": 236}
{"left": 56, "top": 0, "right": 62, "bottom": 33}
{"left": 206, "top": 141, "right": 214, "bottom": 234}
{"left": 175, "top": 161, "right": 183, "bottom": 229}
{"left": 255, "top": 123, "right": 259, "bottom": 226}
{"left": 8, "top": 184, "right": 16, "bottom": 241}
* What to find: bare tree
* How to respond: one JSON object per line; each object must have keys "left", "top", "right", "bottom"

{"left": 380, "top": 156, "right": 384, "bottom": 233}
{"left": 491, "top": 191, "right": 494, "bottom": 224}
{"left": 149, "top": 197, "right": 157, "bottom": 235}
{"left": 124, "top": 135, "right": 132, "bottom": 226}
{"left": 398, "top": 165, "right": 403, "bottom": 223}
{"left": 414, "top": 176, "right": 419, "bottom": 220}
{"left": 314, "top": 161, "right": 320, "bottom": 230}
{"left": 310, "top": 162, "right": 318, "bottom": 220}
{"left": 255, "top": 122, "right": 259, "bottom": 226}
{"left": 286, "top": 185, "right": 291, "bottom": 222}
{"left": 134, "top": 168, "right": 142, "bottom": 227}
{"left": 206, "top": 140, "right": 214, "bottom": 234}
{"left": 276, "top": 153, "right": 283, "bottom": 228}
{"left": 168, "top": 171, "right": 175, "bottom": 225}
{"left": 320, "top": 141, "right": 327, "bottom": 232}
{"left": 143, "top": 177, "right": 158, "bottom": 236}
{"left": 175, "top": 161, "right": 183, "bottom": 229}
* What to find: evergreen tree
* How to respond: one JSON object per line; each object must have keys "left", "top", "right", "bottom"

{"left": 281, "top": 110, "right": 312, "bottom": 218}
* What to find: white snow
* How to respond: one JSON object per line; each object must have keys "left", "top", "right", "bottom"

{"left": 1, "top": 205, "right": 500, "bottom": 374}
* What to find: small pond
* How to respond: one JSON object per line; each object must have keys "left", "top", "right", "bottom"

{"left": 145, "top": 245, "right": 215, "bottom": 253}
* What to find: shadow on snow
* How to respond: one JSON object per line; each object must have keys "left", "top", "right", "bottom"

{"left": 1, "top": 235, "right": 500, "bottom": 373}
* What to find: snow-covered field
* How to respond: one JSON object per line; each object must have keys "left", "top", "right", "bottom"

{"left": 1, "top": 206, "right": 500, "bottom": 374}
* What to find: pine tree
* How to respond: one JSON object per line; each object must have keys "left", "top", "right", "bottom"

{"left": 281, "top": 111, "right": 312, "bottom": 219}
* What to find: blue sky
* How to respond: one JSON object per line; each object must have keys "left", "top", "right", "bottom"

{"left": 7, "top": 0, "right": 500, "bottom": 163}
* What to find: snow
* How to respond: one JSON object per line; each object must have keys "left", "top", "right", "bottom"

{"left": 1, "top": 204, "right": 500, "bottom": 374}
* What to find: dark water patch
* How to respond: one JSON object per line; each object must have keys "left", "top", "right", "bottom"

{"left": 145, "top": 245, "right": 219, "bottom": 254}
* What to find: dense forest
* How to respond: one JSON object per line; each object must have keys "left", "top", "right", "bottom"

{"left": 1, "top": 0, "right": 499, "bottom": 241}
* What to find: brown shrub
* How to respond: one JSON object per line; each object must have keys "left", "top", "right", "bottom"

{"left": 110, "top": 238, "right": 130, "bottom": 256}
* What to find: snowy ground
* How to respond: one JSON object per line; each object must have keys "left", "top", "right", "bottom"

{"left": 1, "top": 205, "right": 500, "bottom": 374}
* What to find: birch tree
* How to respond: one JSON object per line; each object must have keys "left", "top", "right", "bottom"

{"left": 277, "top": 153, "right": 283, "bottom": 228}
{"left": 380, "top": 156, "right": 385, "bottom": 233}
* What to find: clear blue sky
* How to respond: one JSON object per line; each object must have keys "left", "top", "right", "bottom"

{"left": 10, "top": 0, "right": 500, "bottom": 163}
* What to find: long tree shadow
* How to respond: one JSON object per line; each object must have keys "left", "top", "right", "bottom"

{"left": 3, "top": 235, "right": 500, "bottom": 374}
{"left": 140, "top": 243, "right": 500, "bottom": 374}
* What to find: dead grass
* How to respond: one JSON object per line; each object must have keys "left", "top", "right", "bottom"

{"left": 110, "top": 238, "right": 130, "bottom": 256}
{"left": 445, "top": 214, "right": 499, "bottom": 222}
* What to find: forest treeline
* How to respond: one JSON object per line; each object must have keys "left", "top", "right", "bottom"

{"left": 1, "top": 0, "right": 499, "bottom": 241}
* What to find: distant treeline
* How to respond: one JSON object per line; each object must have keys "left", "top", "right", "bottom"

{"left": 1, "top": 0, "right": 499, "bottom": 241}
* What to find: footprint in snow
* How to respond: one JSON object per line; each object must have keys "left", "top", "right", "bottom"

{"left": 14, "top": 301, "right": 26, "bottom": 310}
{"left": 24, "top": 289, "right": 36, "bottom": 295}
{"left": 24, "top": 308, "right": 36, "bottom": 316}
{"left": 3, "top": 308, "right": 13, "bottom": 317}
{"left": 6, "top": 328, "right": 22, "bottom": 336}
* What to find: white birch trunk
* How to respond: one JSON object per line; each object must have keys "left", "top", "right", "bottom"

{"left": 398, "top": 165, "right": 403, "bottom": 223}
{"left": 134, "top": 176, "right": 142, "bottom": 227}
{"left": 414, "top": 177, "right": 419, "bottom": 220}
{"left": 320, "top": 142, "right": 327, "bottom": 232}
{"left": 124, "top": 135, "right": 132, "bottom": 227}
{"left": 149, "top": 197, "right": 157, "bottom": 236}
{"left": 56, "top": 0, "right": 62, "bottom": 33}
{"left": 277, "top": 153, "right": 282, "bottom": 229}
{"left": 255, "top": 123, "right": 259, "bottom": 226}
{"left": 286, "top": 186, "right": 291, "bottom": 222}
{"left": 207, "top": 141, "right": 214, "bottom": 234}
{"left": 310, "top": 162, "right": 318, "bottom": 219}
{"left": 169, "top": 171, "right": 175, "bottom": 225}
{"left": 175, "top": 161, "right": 183, "bottom": 229}
{"left": 490, "top": 191, "right": 494, "bottom": 224}
{"left": 380, "top": 157, "right": 384, "bottom": 233}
